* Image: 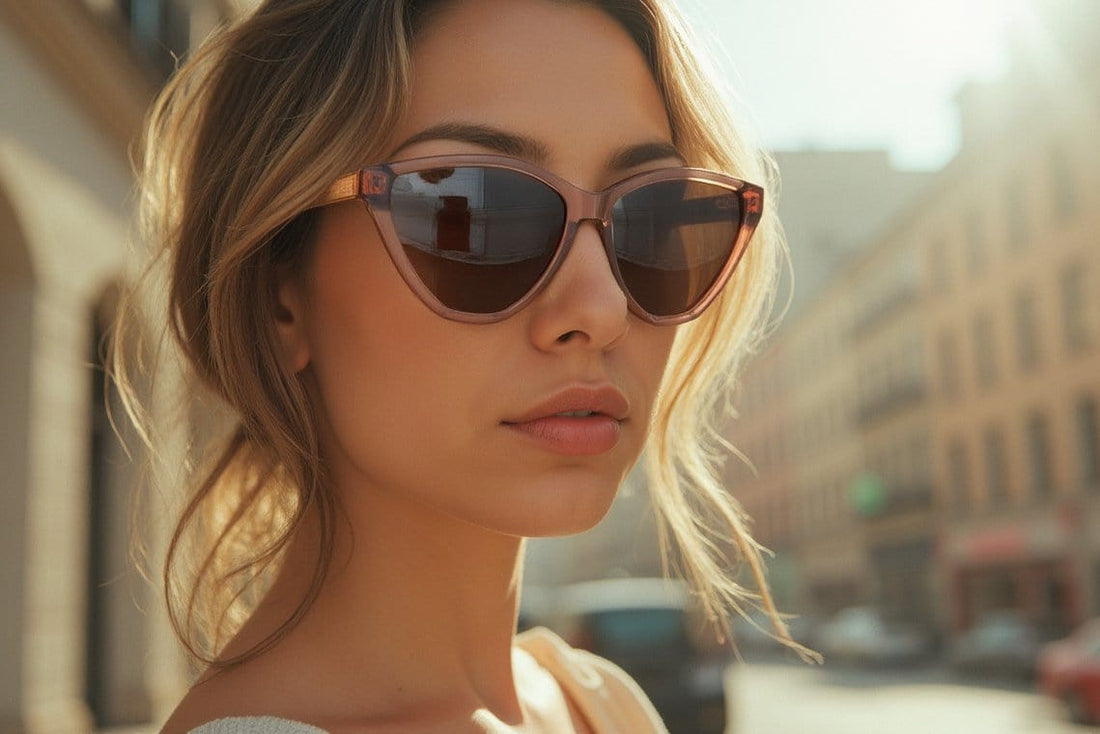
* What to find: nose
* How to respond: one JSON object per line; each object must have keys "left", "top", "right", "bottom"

{"left": 526, "top": 220, "right": 630, "bottom": 351}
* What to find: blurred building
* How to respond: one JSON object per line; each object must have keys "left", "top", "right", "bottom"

{"left": 772, "top": 150, "right": 931, "bottom": 320}
{"left": 933, "top": 1, "right": 1100, "bottom": 636}
{"left": 727, "top": 0, "right": 1100, "bottom": 641}
{"left": 0, "top": 2, "right": 227, "bottom": 732}
{"left": 724, "top": 149, "right": 933, "bottom": 620}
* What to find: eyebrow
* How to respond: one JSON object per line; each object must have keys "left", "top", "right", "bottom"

{"left": 605, "top": 141, "right": 685, "bottom": 171}
{"left": 389, "top": 123, "right": 550, "bottom": 162}
{"left": 388, "top": 122, "right": 684, "bottom": 172}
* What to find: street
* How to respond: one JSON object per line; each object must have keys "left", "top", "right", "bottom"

{"left": 726, "top": 659, "right": 1092, "bottom": 734}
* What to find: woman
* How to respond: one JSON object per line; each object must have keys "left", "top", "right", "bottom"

{"left": 121, "top": 0, "right": 807, "bottom": 731}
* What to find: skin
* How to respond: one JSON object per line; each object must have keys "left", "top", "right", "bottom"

{"left": 163, "top": 0, "right": 680, "bottom": 731}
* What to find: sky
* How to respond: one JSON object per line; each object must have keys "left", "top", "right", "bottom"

{"left": 673, "top": 0, "right": 1030, "bottom": 170}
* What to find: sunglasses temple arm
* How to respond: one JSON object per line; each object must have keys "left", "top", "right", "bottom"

{"left": 312, "top": 171, "right": 365, "bottom": 209}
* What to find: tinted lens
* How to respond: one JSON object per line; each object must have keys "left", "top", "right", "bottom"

{"left": 611, "top": 180, "right": 741, "bottom": 317}
{"left": 389, "top": 167, "right": 566, "bottom": 313}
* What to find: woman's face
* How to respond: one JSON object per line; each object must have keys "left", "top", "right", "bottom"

{"left": 279, "top": 0, "right": 680, "bottom": 536}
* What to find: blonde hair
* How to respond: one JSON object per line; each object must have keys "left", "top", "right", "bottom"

{"left": 117, "top": 0, "right": 813, "bottom": 667}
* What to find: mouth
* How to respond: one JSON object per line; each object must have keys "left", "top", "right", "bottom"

{"left": 504, "top": 385, "right": 630, "bottom": 425}
{"left": 502, "top": 385, "right": 630, "bottom": 456}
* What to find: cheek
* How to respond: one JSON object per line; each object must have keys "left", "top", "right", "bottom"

{"left": 626, "top": 326, "right": 678, "bottom": 459}
{"left": 301, "top": 209, "right": 429, "bottom": 450}
{"left": 298, "top": 206, "right": 501, "bottom": 491}
{"left": 634, "top": 325, "right": 678, "bottom": 411}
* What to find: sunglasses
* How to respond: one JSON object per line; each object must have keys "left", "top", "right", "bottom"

{"left": 311, "top": 154, "right": 763, "bottom": 325}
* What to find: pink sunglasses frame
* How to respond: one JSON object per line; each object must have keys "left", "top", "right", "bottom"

{"left": 311, "top": 154, "right": 763, "bottom": 325}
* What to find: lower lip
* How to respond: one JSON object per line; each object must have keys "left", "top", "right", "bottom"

{"left": 503, "top": 416, "right": 622, "bottom": 455}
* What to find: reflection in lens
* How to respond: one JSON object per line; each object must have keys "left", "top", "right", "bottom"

{"left": 390, "top": 167, "right": 566, "bottom": 313}
{"left": 612, "top": 180, "right": 739, "bottom": 317}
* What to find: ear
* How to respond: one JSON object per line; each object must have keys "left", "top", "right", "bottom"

{"left": 273, "top": 265, "right": 311, "bottom": 374}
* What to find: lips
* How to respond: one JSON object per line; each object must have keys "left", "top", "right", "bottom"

{"left": 505, "top": 385, "right": 630, "bottom": 424}
{"left": 502, "top": 385, "right": 630, "bottom": 456}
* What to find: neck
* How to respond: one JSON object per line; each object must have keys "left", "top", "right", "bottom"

{"left": 235, "top": 484, "right": 530, "bottom": 726}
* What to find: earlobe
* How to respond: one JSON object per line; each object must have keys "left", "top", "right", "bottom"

{"left": 274, "top": 270, "right": 311, "bottom": 374}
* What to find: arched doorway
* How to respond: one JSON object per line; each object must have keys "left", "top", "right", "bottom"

{"left": 0, "top": 186, "right": 34, "bottom": 726}
{"left": 84, "top": 284, "right": 152, "bottom": 728}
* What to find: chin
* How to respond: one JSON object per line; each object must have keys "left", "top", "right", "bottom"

{"left": 474, "top": 468, "right": 625, "bottom": 538}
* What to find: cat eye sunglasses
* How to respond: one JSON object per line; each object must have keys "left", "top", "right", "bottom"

{"left": 311, "top": 154, "right": 763, "bottom": 325}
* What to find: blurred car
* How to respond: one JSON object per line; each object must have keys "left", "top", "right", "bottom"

{"left": 949, "top": 611, "right": 1041, "bottom": 680}
{"left": 731, "top": 607, "right": 817, "bottom": 658}
{"left": 555, "top": 578, "right": 729, "bottom": 734}
{"left": 517, "top": 585, "right": 552, "bottom": 633}
{"left": 817, "top": 606, "right": 931, "bottom": 667}
{"left": 1038, "top": 618, "right": 1100, "bottom": 725}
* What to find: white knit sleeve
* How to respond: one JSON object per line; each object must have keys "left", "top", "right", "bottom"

{"left": 189, "top": 716, "right": 329, "bottom": 734}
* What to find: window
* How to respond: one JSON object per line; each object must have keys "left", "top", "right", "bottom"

{"left": 948, "top": 439, "right": 971, "bottom": 513}
{"left": 928, "top": 238, "right": 949, "bottom": 294}
{"left": 111, "top": 0, "right": 192, "bottom": 77}
{"left": 902, "top": 333, "right": 927, "bottom": 386}
{"left": 909, "top": 433, "right": 926, "bottom": 479}
{"left": 1077, "top": 397, "right": 1100, "bottom": 490}
{"left": 1061, "top": 263, "right": 1092, "bottom": 352}
{"left": 965, "top": 207, "right": 986, "bottom": 277}
{"left": 1049, "top": 140, "right": 1078, "bottom": 220}
{"left": 973, "top": 312, "right": 998, "bottom": 387}
{"left": 1014, "top": 289, "right": 1040, "bottom": 371}
{"left": 1027, "top": 412, "right": 1053, "bottom": 500}
{"left": 939, "top": 330, "right": 960, "bottom": 398}
{"left": 984, "top": 427, "right": 1009, "bottom": 507}
{"left": 1006, "top": 179, "right": 1027, "bottom": 251}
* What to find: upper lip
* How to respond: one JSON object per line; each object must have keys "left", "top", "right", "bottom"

{"left": 504, "top": 384, "right": 630, "bottom": 423}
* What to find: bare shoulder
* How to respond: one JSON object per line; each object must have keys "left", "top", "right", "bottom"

{"left": 157, "top": 662, "right": 474, "bottom": 734}
{"left": 163, "top": 712, "right": 327, "bottom": 734}
{"left": 158, "top": 663, "right": 324, "bottom": 734}
{"left": 157, "top": 622, "right": 347, "bottom": 734}
{"left": 157, "top": 682, "right": 227, "bottom": 734}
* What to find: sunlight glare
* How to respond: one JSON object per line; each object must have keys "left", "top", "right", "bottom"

{"left": 676, "top": 0, "right": 1036, "bottom": 169}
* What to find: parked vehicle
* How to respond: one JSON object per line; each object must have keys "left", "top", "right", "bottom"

{"left": 554, "top": 578, "right": 730, "bottom": 734}
{"left": 516, "top": 585, "right": 551, "bottom": 633}
{"left": 1038, "top": 618, "right": 1100, "bottom": 725}
{"left": 949, "top": 611, "right": 1041, "bottom": 680}
{"left": 817, "top": 606, "right": 931, "bottom": 667}
{"left": 731, "top": 607, "right": 817, "bottom": 658}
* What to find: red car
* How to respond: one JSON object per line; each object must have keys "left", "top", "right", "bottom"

{"left": 1038, "top": 618, "right": 1100, "bottom": 724}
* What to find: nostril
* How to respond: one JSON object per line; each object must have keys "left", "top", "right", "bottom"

{"left": 557, "top": 330, "right": 581, "bottom": 343}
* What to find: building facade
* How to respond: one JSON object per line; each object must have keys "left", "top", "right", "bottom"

{"left": 930, "top": 17, "right": 1100, "bottom": 635}
{"left": 726, "top": 0, "right": 1100, "bottom": 643}
{"left": 723, "top": 149, "right": 933, "bottom": 621}
{"left": 1, "top": 2, "right": 227, "bottom": 732}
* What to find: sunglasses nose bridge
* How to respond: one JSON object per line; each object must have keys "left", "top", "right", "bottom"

{"left": 563, "top": 187, "right": 609, "bottom": 226}
{"left": 576, "top": 215, "right": 608, "bottom": 231}
{"left": 556, "top": 214, "right": 609, "bottom": 266}
{"left": 556, "top": 186, "right": 611, "bottom": 255}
